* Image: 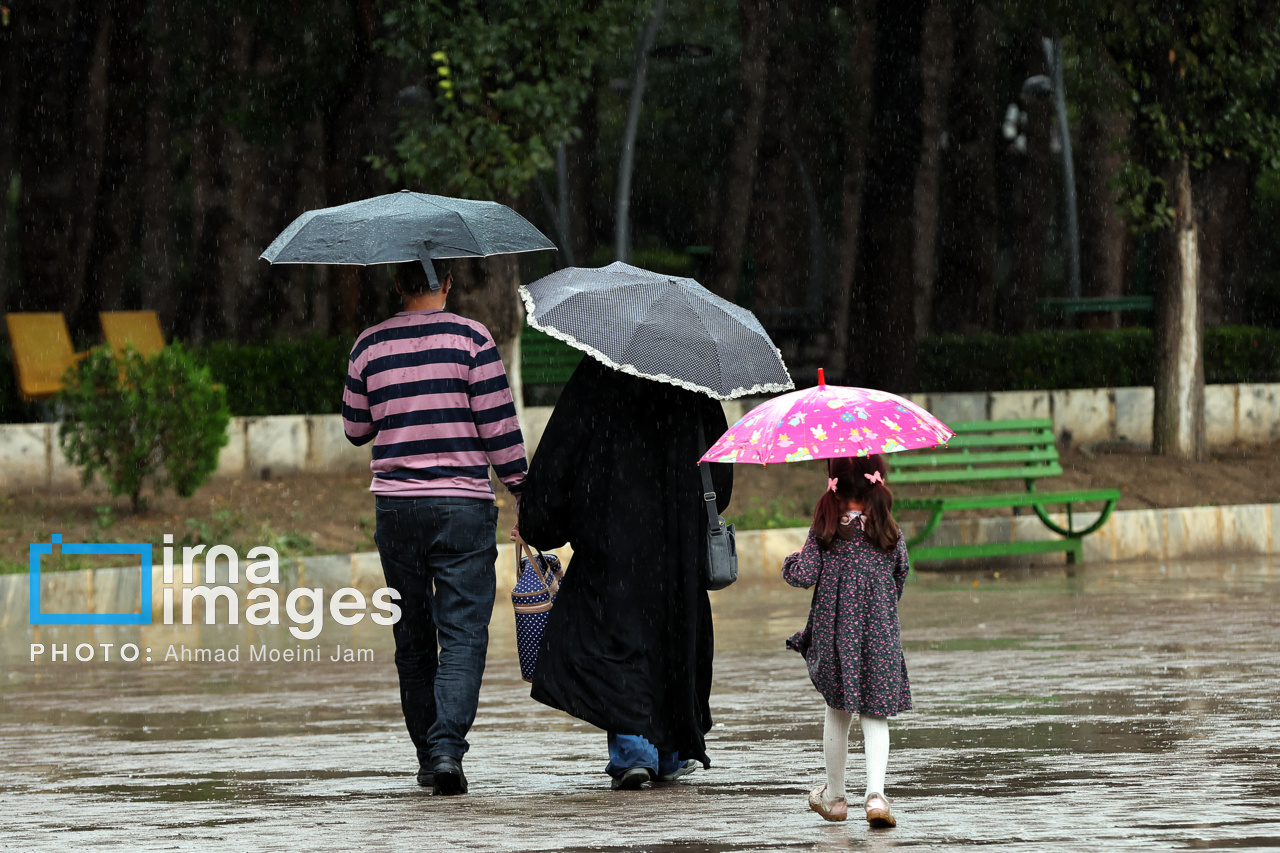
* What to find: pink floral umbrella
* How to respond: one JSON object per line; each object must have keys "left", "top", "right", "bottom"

{"left": 699, "top": 370, "right": 954, "bottom": 464}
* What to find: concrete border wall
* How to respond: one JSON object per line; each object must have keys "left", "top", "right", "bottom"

{"left": 915, "top": 384, "right": 1280, "bottom": 446}
{"left": 4, "top": 502, "right": 1277, "bottom": 629}
{"left": 2, "top": 382, "right": 1277, "bottom": 493}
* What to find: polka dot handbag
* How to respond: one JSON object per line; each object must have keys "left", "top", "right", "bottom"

{"left": 511, "top": 538, "right": 564, "bottom": 683}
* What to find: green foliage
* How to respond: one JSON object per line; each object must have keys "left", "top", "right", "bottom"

{"left": 919, "top": 326, "right": 1280, "bottom": 392}
{"left": 1203, "top": 325, "right": 1280, "bottom": 383}
{"left": 374, "top": 0, "right": 632, "bottom": 200}
{"left": 58, "top": 345, "right": 230, "bottom": 512}
{"left": 194, "top": 336, "right": 354, "bottom": 417}
{"left": 1099, "top": 0, "right": 1280, "bottom": 231}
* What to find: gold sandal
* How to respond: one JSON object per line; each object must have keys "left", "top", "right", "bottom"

{"left": 808, "top": 785, "right": 848, "bottom": 822}
{"left": 864, "top": 792, "right": 896, "bottom": 828}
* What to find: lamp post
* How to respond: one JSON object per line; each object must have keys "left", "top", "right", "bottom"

{"left": 1023, "top": 34, "right": 1081, "bottom": 302}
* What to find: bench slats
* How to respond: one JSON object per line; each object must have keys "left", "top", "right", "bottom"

{"left": 891, "top": 448, "right": 1060, "bottom": 468}
{"left": 908, "top": 537, "right": 1086, "bottom": 563}
{"left": 944, "top": 431, "right": 1054, "bottom": 448}
{"left": 949, "top": 418, "right": 1053, "bottom": 433}
{"left": 892, "top": 463, "right": 1063, "bottom": 484}
{"left": 898, "top": 488, "right": 1121, "bottom": 511}
{"left": 891, "top": 417, "right": 1118, "bottom": 565}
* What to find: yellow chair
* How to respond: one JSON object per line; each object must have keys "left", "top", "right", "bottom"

{"left": 100, "top": 311, "right": 165, "bottom": 359}
{"left": 5, "top": 312, "right": 85, "bottom": 402}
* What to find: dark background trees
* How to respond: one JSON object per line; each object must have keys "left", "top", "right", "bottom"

{"left": 2, "top": 0, "right": 1280, "bottom": 417}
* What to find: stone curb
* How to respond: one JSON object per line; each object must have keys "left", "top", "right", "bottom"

{"left": 3, "top": 382, "right": 1277, "bottom": 492}
{"left": 4, "top": 502, "right": 1277, "bottom": 630}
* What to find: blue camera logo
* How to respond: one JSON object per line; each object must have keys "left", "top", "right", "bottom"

{"left": 29, "top": 535, "right": 153, "bottom": 626}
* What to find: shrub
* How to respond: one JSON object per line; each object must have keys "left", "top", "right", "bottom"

{"left": 1203, "top": 325, "right": 1280, "bottom": 385}
{"left": 194, "top": 335, "right": 353, "bottom": 417}
{"left": 918, "top": 326, "right": 1280, "bottom": 392}
{"left": 58, "top": 344, "right": 230, "bottom": 512}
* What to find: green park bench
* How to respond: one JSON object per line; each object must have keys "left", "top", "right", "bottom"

{"left": 893, "top": 418, "right": 1121, "bottom": 564}
{"left": 521, "top": 323, "right": 583, "bottom": 386}
{"left": 1037, "top": 295, "right": 1154, "bottom": 315}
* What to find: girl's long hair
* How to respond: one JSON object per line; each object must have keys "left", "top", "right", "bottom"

{"left": 811, "top": 454, "right": 900, "bottom": 552}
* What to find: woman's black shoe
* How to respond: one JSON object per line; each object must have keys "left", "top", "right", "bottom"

{"left": 416, "top": 766, "right": 434, "bottom": 787}
{"left": 431, "top": 755, "right": 468, "bottom": 795}
{"left": 610, "top": 767, "right": 653, "bottom": 791}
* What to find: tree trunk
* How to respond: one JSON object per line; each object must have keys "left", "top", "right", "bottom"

{"left": 708, "top": 0, "right": 775, "bottom": 300}
{"left": 935, "top": 0, "right": 1000, "bottom": 334}
{"left": 65, "top": 9, "right": 113, "bottom": 328}
{"left": 848, "top": 0, "right": 927, "bottom": 389}
{"left": 566, "top": 79, "right": 602, "bottom": 268}
{"left": 0, "top": 6, "right": 17, "bottom": 316}
{"left": 910, "top": 0, "right": 953, "bottom": 341}
{"left": 999, "top": 31, "right": 1054, "bottom": 335}
{"left": 140, "top": 0, "right": 177, "bottom": 329}
{"left": 216, "top": 14, "right": 268, "bottom": 341}
{"left": 184, "top": 68, "right": 228, "bottom": 342}
{"left": 614, "top": 0, "right": 665, "bottom": 263}
{"left": 13, "top": 1, "right": 111, "bottom": 319}
{"left": 86, "top": 0, "right": 147, "bottom": 324}
{"left": 1152, "top": 156, "right": 1205, "bottom": 461}
{"left": 1077, "top": 100, "right": 1131, "bottom": 330}
{"left": 828, "top": 0, "right": 876, "bottom": 381}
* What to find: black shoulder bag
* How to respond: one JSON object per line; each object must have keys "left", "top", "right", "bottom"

{"left": 696, "top": 410, "right": 738, "bottom": 591}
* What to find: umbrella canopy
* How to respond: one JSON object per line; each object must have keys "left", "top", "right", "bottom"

{"left": 260, "top": 190, "right": 555, "bottom": 288}
{"left": 699, "top": 371, "right": 953, "bottom": 463}
{"left": 519, "top": 262, "right": 793, "bottom": 401}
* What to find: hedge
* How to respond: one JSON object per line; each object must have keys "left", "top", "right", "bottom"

{"left": 2, "top": 326, "right": 1278, "bottom": 421}
{"left": 194, "top": 336, "right": 355, "bottom": 417}
{"left": 918, "top": 326, "right": 1280, "bottom": 392}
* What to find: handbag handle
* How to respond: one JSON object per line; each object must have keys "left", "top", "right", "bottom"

{"left": 695, "top": 410, "right": 720, "bottom": 532}
{"left": 515, "top": 534, "right": 559, "bottom": 596}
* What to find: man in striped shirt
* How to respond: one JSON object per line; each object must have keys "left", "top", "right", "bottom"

{"left": 344, "top": 260, "right": 526, "bottom": 796}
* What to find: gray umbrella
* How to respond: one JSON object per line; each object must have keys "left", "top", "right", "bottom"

{"left": 520, "top": 262, "right": 793, "bottom": 400}
{"left": 260, "top": 190, "right": 555, "bottom": 288}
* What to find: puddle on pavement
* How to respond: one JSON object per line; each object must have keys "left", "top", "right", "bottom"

{"left": 2, "top": 556, "right": 1279, "bottom": 851}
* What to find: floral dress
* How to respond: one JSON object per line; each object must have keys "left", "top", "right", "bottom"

{"left": 783, "top": 515, "right": 912, "bottom": 717}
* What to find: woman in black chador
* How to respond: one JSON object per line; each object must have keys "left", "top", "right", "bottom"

{"left": 518, "top": 357, "right": 733, "bottom": 790}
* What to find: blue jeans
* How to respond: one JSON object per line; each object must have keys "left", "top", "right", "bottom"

{"left": 375, "top": 495, "right": 498, "bottom": 764}
{"left": 606, "top": 733, "right": 684, "bottom": 779}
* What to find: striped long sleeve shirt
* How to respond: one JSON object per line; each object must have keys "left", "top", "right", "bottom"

{"left": 342, "top": 310, "right": 527, "bottom": 500}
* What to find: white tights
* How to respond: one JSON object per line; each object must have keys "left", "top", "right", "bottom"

{"left": 823, "top": 706, "right": 889, "bottom": 802}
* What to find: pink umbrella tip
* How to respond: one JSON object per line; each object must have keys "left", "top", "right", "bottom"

{"left": 817, "top": 368, "right": 825, "bottom": 387}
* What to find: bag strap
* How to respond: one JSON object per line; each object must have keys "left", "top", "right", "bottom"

{"left": 695, "top": 409, "right": 720, "bottom": 531}
{"left": 515, "top": 534, "right": 558, "bottom": 595}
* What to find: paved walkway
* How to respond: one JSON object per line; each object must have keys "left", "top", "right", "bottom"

{"left": 3, "top": 558, "right": 1279, "bottom": 851}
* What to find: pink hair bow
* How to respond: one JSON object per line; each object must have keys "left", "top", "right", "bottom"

{"left": 827, "top": 477, "right": 839, "bottom": 492}
{"left": 864, "top": 470, "right": 884, "bottom": 485}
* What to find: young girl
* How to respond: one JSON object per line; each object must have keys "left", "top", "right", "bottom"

{"left": 783, "top": 453, "right": 911, "bottom": 828}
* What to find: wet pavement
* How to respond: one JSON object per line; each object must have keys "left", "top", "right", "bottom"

{"left": 2, "top": 558, "right": 1279, "bottom": 852}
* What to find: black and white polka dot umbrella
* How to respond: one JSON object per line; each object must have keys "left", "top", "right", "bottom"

{"left": 520, "top": 262, "right": 793, "bottom": 400}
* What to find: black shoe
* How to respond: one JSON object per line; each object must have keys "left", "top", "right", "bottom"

{"left": 416, "top": 766, "right": 434, "bottom": 788}
{"left": 431, "top": 755, "right": 468, "bottom": 796}
{"left": 610, "top": 766, "right": 653, "bottom": 791}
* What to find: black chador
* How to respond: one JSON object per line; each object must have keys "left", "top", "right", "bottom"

{"left": 518, "top": 358, "right": 733, "bottom": 767}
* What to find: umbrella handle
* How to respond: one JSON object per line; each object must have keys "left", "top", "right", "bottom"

{"left": 417, "top": 241, "right": 441, "bottom": 290}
